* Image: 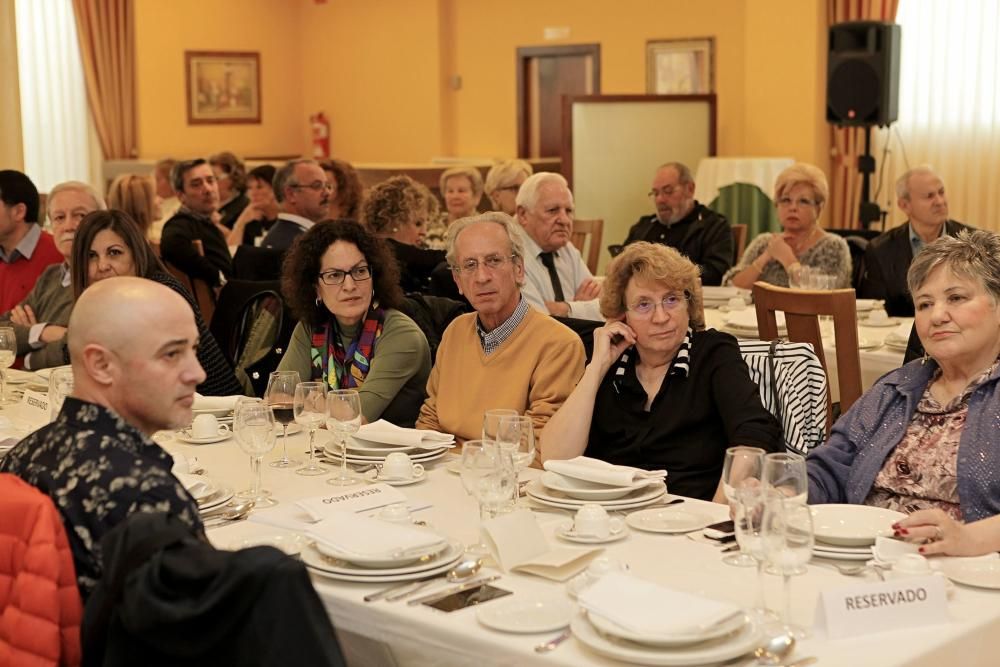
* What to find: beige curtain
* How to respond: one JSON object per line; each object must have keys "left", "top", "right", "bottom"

{"left": 72, "top": 0, "right": 136, "bottom": 160}
{"left": 826, "top": 0, "right": 899, "bottom": 230}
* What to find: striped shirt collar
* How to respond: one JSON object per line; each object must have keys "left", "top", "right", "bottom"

{"left": 0, "top": 223, "right": 42, "bottom": 263}
{"left": 613, "top": 327, "right": 693, "bottom": 389}
{"left": 476, "top": 297, "right": 529, "bottom": 355}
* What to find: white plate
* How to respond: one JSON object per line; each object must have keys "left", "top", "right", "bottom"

{"left": 528, "top": 492, "right": 668, "bottom": 513}
{"left": 185, "top": 476, "right": 218, "bottom": 501}
{"left": 540, "top": 471, "right": 650, "bottom": 501}
{"left": 572, "top": 612, "right": 762, "bottom": 666}
{"left": 812, "top": 539, "right": 875, "bottom": 555}
{"left": 174, "top": 428, "right": 233, "bottom": 445}
{"left": 939, "top": 559, "right": 1000, "bottom": 590}
{"left": 364, "top": 468, "right": 427, "bottom": 486}
{"left": 555, "top": 521, "right": 629, "bottom": 544}
{"left": 198, "top": 486, "right": 236, "bottom": 512}
{"left": 861, "top": 317, "right": 901, "bottom": 328}
{"left": 477, "top": 595, "right": 573, "bottom": 634}
{"left": 587, "top": 610, "right": 748, "bottom": 647}
{"left": 625, "top": 508, "right": 713, "bottom": 534}
{"left": 810, "top": 504, "right": 905, "bottom": 547}
{"left": 3, "top": 369, "right": 38, "bottom": 385}
{"left": 230, "top": 533, "right": 305, "bottom": 556}
{"left": 855, "top": 299, "right": 878, "bottom": 312}
{"left": 303, "top": 540, "right": 462, "bottom": 577}
{"left": 314, "top": 537, "right": 450, "bottom": 569}
{"left": 526, "top": 479, "right": 666, "bottom": 508}
{"left": 347, "top": 438, "right": 422, "bottom": 455}
{"left": 811, "top": 549, "right": 873, "bottom": 562}
{"left": 323, "top": 446, "right": 450, "bottom": 463}
{"left": 192, "top": 407, "right": 233, "bottom": 418}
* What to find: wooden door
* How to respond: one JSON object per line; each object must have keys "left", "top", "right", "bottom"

{"left": 517, "top": 44, "right": 600, "bottom": 158}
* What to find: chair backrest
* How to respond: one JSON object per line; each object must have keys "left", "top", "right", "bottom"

{"left": 844, "top": 235, "right": 869, "bottom": 290}
{"left": 163, "top": 240, "right": 217, "bottom": 324}
{"left": 398, "top": 294, "right": 470, "bottom": 363}
{"left": 731, "top": 223, "right": 748, "bottom": 263}
{"left": 232, "top": 245, "right": 287, "bottom": 282}
{"left": 752, "top": 281, "right": 863, "bottom": 426}
{"left": 571, "top": 218, "right": 604, "bottom": 274}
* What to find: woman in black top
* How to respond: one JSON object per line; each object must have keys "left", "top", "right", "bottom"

{"left": 542, "top": 242, "right": 781, "bottom": 500}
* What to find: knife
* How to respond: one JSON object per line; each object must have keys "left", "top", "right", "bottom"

{"left": 407, "top": 575, "right": 501, "bottom": 606}
{"left": 364, "top": 578, "right": 431, "bottom": 603}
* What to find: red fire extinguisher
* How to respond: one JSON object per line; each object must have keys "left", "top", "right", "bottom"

{"left": 311, "top": 112, "right": 330, "bottom": 159}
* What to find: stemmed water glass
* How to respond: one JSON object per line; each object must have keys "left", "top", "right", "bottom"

{"left": 233, "top": 401, "right": 278, "bottom": 507}
{"left": 265, "top": 370, "right": 301, "bottom": 468}
{"left": 762, "top": 452, "right": 809, "bottom": 574}
{"left": 482, "top": 408, "right": 519, "bottom": 443}
{"left": 326, "top": 389, "right": 362, "bottom": 486}
{"left": 761, "top": 496, "right": 815, "bottom": 639}
{"left": 496, "top": 415, "right": 535, "bottom": 473}
{"left": 460, "top": 440, "right": 516, "bottom": 556}
{"left": 0, "top": 327, "right": 15, "bottom": 406}
{"left": 234, "top": 397, "right": 272, "bottom": 503}
{"left": 721, "top": 446, "right": 765, "bottom": 567}
{"left": 294, "top": 381, "right": 328, "bottom": 476}
{"left": 733, "top": 487, "right": 776, "bottom": 623}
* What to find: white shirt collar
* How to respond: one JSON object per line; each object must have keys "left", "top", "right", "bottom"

{"left": 278, "top": 212, "right": 315, "bottom": 231}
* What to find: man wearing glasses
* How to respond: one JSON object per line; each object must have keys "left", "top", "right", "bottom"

{"left": 622, "top": 162, "right": 733, "bottom": 286}
{"left": 261, "top": 159, "right": 332, "bottom": 251}
{"left": 161, "top": 159, "right": 232, "bottom": 287}
{"left": 416, "top": 212, "right": 585, "bottom": 444}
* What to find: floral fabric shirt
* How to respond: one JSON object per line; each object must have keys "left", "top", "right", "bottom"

{"left": 0, "top": 397, "right": 203, "bottom": 597}
{"left": 722, "top": 232, "right": 852, "bottom": 289}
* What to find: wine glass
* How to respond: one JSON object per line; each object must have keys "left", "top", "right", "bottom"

{"left": 233, "top": 401, "right": 278, "bottom": 507}
{"left": 482, "top": 408, "right": 518, "bottom": 443}
{"left": 721, "top": 446, "right": 765, "bottom": 567}
{"left": 733, "top": 487, "right": 777, "bottom": 623}
{"left": 294, "top": 382, "right": 328, "bottom": 476}
{"left": 496, "top": 415, "right": 535, "bottom": 473}
{"left": 761, "top": 496, "right": 815, "bottom": 639}
{"left": 762, "top": 452, "right": 809, "bottom": 504}
{"left": 460, "top": 440, "right": 516, "bottom": 556}
{"left": 0, "top": 327, "right": 15, "bottom": 405}
{"left": 265, "top": 370, "right": 301, "bottom": 468}
{"left": 326, "top": 389, "right": 362, "bottom": 487}
{"left": 234, "top": 397, "right": 273, "bottom": 502}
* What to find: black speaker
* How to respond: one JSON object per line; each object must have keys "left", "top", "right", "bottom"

{"left": 827, "top": 21, "right": 901, "bottom": 127}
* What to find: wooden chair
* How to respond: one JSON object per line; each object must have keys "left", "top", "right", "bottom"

{"left": 752, "top": 281, "right": 863, "bottom": 429}
{"left": 731, "top": 223, "right": 748, "bottom": 263}
{"left": 162, "top": 240, "right": 217, "bottom": 325}
{"left": 571, "top": 218, "right": 604, "bottom": 274}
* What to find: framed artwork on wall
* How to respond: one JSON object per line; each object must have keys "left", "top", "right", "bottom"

{"left": 646, "top": 38, "right": 714, "bottom": 95}
{"left": 185, "top": 51, "right": 261, "bottom": 124}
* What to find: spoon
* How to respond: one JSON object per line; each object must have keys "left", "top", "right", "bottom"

{"left": 201, "top": 503, "right": 254, "bottom": 527}
{"left": 201, "top": 499, "right": 254, "bottom": 519}
{"left": 752, "top": 633, "right": 796, "bottom": 665}
{"left": 385, "top": 557, "right": 483, "bottom": 601}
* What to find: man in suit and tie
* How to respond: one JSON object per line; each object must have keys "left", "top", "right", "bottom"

{"left": 859, "top": 166, "right": 972, "bottom": 316}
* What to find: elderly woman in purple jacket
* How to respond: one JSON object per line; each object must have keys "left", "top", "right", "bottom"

{"left": 808, "top": 230, "right": 1000, "bottom": 522}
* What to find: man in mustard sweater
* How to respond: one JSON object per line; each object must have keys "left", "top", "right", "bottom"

{"left": 417, "top": 212, "right": 585, "bottom": 444}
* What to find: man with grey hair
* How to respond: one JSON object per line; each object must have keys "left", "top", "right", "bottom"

{"left": 161, "top": 158, "right": 232, "bottom": 287}
{"left": 260, "top": 159, "right": 331, "bottom": 251}
{"left": 860, "top": 166, "right": 972, "bottom": 316}
{"left": 0, "top": 170, "right": 63, "bottom": 314}
{"left": 1, "top": 180, "right": 105, "bottom": 369}
{"left": 516, "top": 172, "right": 602, "bottom": 321}
{"left": 623, "top": 162, "right": 733, "bottom": 286}
{"left": 416, "top": 212, "right": 585, "bottom": 443}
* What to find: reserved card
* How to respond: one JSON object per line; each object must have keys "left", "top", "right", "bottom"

{"left": 20, "top": 389, "right": 49, "bottom": 423}
{"left": 815, "top": 575, "right": 949, "bottom": 639}
{"left": 296, "top": 483, "right": 409, "bottom": 521}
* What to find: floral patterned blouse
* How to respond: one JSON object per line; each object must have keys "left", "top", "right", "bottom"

{"left": 864, "top": 361, "right": 999, "bottom": 518}
{"left": 722, "top": 231, "right": 852, "bottom": 288}
{"left": 0, "top": 397, "right": 203, "bottom": 597}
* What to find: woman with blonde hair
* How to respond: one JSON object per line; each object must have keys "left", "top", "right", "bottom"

{"left": 106, "top": 174, "right": 159, "bottom": 238}
{"left": 542, "top": 242, "right": 781, "bottom": 500}
{"left": 724, "top": 162, "right": 851, "bottom": 288}
{"left": 484, "top": 159, "right": 533, "bottom": 215}
{"left": 424, "top": 166, "right": 484, "bottom": 250}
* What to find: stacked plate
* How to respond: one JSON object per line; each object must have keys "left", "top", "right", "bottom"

{"left": 719, "top": 310, "right": 786, "bottom": 340}
{"left": 883, "top": 324, "right": 911, "bottom": 352}
{"left": 526, "top": 477, "right": 667, "bottom": 511}
{"left": 811, "top": 504, "right": 905, "bottom": 560}
{"left": 196, "top": 479, "right": 236, "bottom": 514}
{"left": 323, "top": 441, "right": 450, "bottom": 467}
{"left": 302, "top": 538, "right": 464, "bottom": 583}
{"left": 701, "top": 286, "right": 751, "bottom": 310}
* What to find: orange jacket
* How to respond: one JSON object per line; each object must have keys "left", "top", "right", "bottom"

{"left": 0, "top": 474, "right": 82, "bottom": 667}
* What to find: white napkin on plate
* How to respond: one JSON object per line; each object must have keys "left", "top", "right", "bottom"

{"left": 543, "top": 457, "right": 666, "bottom": 488}
{"left": 353, "top": 419, "right": 455, "bottom": 448}
{"left": 174, "top": 472, "right": 212, "bottom": 498}
{"left": 192, "top": 394, "right": 242, "bottom": 411}
{"left": 885, "top": 322, "right": 912, "bottom": 343}
{"left": 306, "top": 510, "right": 446, "bottom": 557}
{"left": 579, "top": 572, "right": 741, "bottom": 635}
{"left": 724, "top": 309, "right": 786, "bottom": 329}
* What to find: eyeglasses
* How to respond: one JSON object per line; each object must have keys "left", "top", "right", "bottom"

{"left": 318, "top": 265, "right": 372, "bottom": 285}
{"left": 496, "top": 184, "right": 521, "bottom": 193}
{"left": 451, "top": 254, "right": 517, "bottom": 275}
{"left": 627, "top": 292, "right": 691, "bottom": 317}
{"left": 776, "top": 196, "right": 818, "bottom": 208}
{"left": 648, "top": 186, "right": 685, "bottom": 198}
{"left": 291, "top": 181, "right": 334, "bottom": 193}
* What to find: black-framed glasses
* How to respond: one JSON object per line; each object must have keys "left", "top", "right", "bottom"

{"left": 451, "top": 254, "right": 517, "bottom": 275}
{"left": 627, "top": 291, "right": 691, "bottom": 318}
{"left": 291, "top": 181, "right": 334, "bottom": 193}
{"left": 318, "top": 265, "right": 372, "bottom": 285}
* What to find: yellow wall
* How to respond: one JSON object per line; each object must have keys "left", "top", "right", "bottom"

{"left": 0, "top": 0, "right": 24, "bottom": 170}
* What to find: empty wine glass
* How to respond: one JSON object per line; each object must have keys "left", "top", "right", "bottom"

{"left": 762, "top": 452, "right": 809, "bottom": 504}
{"left": 0, "top": 327, "right": 15, "bottom": 405}
{"left": 482, "top": 408, "right": 518, "bottom": 443}
{"left": 733, "top": 487, "right": 777, "bottom": 623}
{"left": 761, "top": 497, "right": 815, "bottom": 639}
{"left": 234, "top": 401, "right": 278, "bottom": 507}
{"left": 496, "top": 415, "right": 535, "bottom": 473}
{"left": 460, "top": 440, "right": 516, "bottom": 556}
{"left": 265, "top": 370, "right": 301, "bottom": 468}
{"left": 234, "top": 397, "right": 272, "bottom": 502}
{"left": 294, "top": 381, "right": 328, "bottom": 476}
{"left": 721, "top": 446, "right": 765, "bottom": 567}
{"left": 326, "top": 389, "right": 361, "bottom": 486}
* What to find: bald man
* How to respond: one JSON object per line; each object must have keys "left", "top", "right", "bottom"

{"left": 1, "top": 277, "right": 206, "bottom": 597}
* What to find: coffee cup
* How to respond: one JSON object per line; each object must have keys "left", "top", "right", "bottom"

{"left": 191, "top": 413, "right": 227, "bottom": 439}
{"left": 573, "top": 504, "right": 625, "bottom": 539}
{"left": 377, "top": 503, "right": 413, "bottom": 524}
{"left": 382, "top": 452, "right": 424, "bottom": 480}
{"left": 726, "top": 296, "right": 747, "bottom": 311}
{"left": 868, "top": 308, "right": 889, "bottom": 324}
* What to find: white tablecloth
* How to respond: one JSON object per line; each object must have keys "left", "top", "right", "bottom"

{"left": 693, "top": 157, "right": 795, "bottom": 208}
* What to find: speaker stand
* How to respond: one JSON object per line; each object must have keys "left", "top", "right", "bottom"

{"left": 857, "top": 125, "right": 883, "bottom": 231}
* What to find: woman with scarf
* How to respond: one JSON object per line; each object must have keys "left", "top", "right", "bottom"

{"left": 277, "top": 220, "right": 431, "bottom": 426}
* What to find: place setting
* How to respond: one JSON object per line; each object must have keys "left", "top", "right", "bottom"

{"left": 719, "top": 309, "right": 787, "bottom": 339}
{"left": 362, "top": 452, "right": 427, "bottom": 486}
{"left": 882, "top": 322, "right": 913, "bottom": 351}
{"left": 173, "top": 413, "right": 233, "bottom": 444}
{"left": 528, "top": 457, "right": 668, "bottom": 511}
{"left": 809, "top": 504, "right": 906, "bottom": 561}
{"left": 322, "top": 418, "right": 454, "bottom": 468}
{"left": 554, "top": 504, "right": 630, "bottom": 544}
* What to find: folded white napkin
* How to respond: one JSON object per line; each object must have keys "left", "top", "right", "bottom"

{"left": 855, "top": 299, "right": 877, "bottom": 311}
{"left": 579, "top": 572, "right": 741, "bottom": 636}
{"left": 353, "top": 419, "right": 455, "bottom": 449}
{"left": 174, "top": 472, "right": 212, "bottom": 498}
{"left": 543, "top": 457, "right": 666, "bottom": 488}
{"left": 192, "top": 394, "right": 242, "bottom": 411}
{"left": 0, "top": 416, "right": 27, "bottom": 450}
{"left": 724, "top": 309, "right": 786, "bottom": 329}
{"left": 886, "top": 322, "right": 912, "bottom": 342}
{"left": 306, "top": 510, "right": 445, "bottom": 558}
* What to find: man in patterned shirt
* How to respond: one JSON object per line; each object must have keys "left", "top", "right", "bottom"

{"left": 1, "top": 277, "right": 206, "bottom": 597}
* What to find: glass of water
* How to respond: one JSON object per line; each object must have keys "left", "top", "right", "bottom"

{"left": 761, "top": 497, "right": 815, "bottom": 638}
{"left": 0, "top": 327, "right": 15, "bottom": 405}
{"left": 234, "top": 401, "right": 278, "bottom": 507}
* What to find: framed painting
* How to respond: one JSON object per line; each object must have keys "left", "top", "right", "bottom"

{"left": 185, "top": 51, "right": 261, "bottom": 124}
{"left": 646, "top": 38, "right": 714, "bottom": 95}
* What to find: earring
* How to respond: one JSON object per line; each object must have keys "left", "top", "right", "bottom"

{"left": 315, "top": 297, "right": 322, "bottom": 307}
{"left": 921, "top": 353, "right": 930, "bottom": 365}
{"left": 391, "top": 227, "right": 399, "bottom": 232}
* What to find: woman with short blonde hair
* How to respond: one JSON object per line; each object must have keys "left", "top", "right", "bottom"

{"left": 484, "top": 159, "right": 532, "bottom": 215}
{"left": 424, "top": 166, "right": 485, "bottom": 250}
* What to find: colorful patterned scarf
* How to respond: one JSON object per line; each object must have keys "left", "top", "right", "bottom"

{"left": 310, "top": 307, "right": 385, "bottom": 389}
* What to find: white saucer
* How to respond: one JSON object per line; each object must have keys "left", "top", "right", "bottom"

{"left": 192, "top": 407, "right": 233, "bottom": 418}
{"left": 477, "top": 595, "right": 573, "bottom": 634}
{"left": 197, "top": 486, "right": 236, "bottom": 512}
{"left": 625, "top": 507, "right": 713, "bottom": 534}
{"left": 861, "top": 317, "right": 901, "bottom": 327}
{"left": 365, "top": 468, "right": 427, "bottom": 486}
{"left": 230, "top": 533, "right": 305, "bottom": 556}
{"left": 555, "top": 521, "right": 629, "bottom": 544}
{"left": 939, "top": 558, "right": 1000, "bottom": 590}
{"left": 174, "top": 428, "right": 233, "bottom": 444}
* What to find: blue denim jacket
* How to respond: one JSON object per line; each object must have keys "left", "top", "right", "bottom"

{"left": 807, "top": 358, "right": 1000, "bottom": 522}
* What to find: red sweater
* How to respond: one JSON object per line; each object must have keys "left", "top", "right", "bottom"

{"left": 0, "top": 230, "right": 63, "bottom": 313}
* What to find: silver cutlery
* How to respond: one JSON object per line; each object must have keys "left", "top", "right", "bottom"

{"left": 407, "top": 575, "right": 501, "bottom": 606}
{"left": 386, "top": 558, "right": 483, "bottom": 602}
{"left": 364, "top": 579, "right": 428, "bottom": 603}
{"left": 533, "top": 629, "right": 571, "bottom": 653}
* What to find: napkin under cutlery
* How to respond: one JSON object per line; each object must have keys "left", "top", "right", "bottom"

{"left": 306, "top": 510, "right": 446, "bottom": 558}
{"left": 543, "top": 457, "right": 666, "bottom": 488}
{"left": 353, "top": 419, "right": 455, "bottom": 449}
{"left": 579, "top": 572, "right": 742, "bottom": 636}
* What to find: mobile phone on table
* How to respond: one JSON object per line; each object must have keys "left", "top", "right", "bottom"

{"left": 703, "top": 520, "right": 736, "bottom": 540}
{"left": 424, "top": 585, "right": 512, "bottom": 612}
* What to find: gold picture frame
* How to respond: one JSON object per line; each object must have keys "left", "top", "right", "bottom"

{"left": 646, "top": 38, "right": 714, "bottom": 95}
{"left": 185, "top": 51, "right": 261, "bottom": 125}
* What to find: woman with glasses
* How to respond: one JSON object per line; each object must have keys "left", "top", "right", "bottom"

{"left": 542, "top": 242, "right": 782, "bottom": 500}
{"left": 484, "top": 159, "right": 533, "bottom": 216}
{"left": 277, "top": 220, "right": 431, "bottom": 426}
{"left": 723, "top": 163, "right": 851, "bottom": 289}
